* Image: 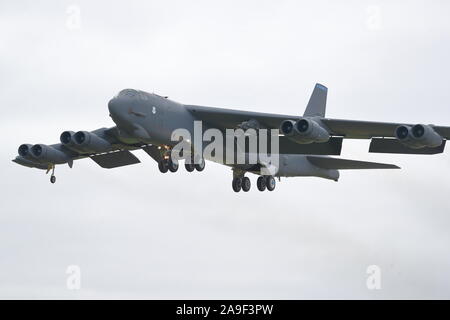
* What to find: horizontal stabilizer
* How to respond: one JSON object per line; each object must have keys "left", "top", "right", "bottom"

{"left": 307, "top": 156, "right": 400, "bottom": 170}
{"left": 90, "top": 150, "right": 140, "bottom": 169}
{"left": 369, "top": 138, "right": 446, "bottom": 155}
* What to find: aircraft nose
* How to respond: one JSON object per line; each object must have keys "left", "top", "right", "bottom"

{"left": 108, "top": 97, "right": 129, "bottom": 124}
{"left": 108, "top": 98, "right": 120, "bottom": 118}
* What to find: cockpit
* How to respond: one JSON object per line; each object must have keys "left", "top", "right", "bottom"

{"left": 114, "top": 89, "right": 153, "bottom": 100}
{"left": 116, "top": 89, "right": 138, "bottom": 98}
{"left": 114, "top": 89, "right": 167, "bottom": 101}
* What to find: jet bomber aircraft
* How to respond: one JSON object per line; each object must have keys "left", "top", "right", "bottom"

{"left": 13, "top": 84, "right": 450, "bottom": 192}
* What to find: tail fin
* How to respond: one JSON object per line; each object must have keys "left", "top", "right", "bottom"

{"left": 303, "top": 83, "right": 328, "bottom": 117}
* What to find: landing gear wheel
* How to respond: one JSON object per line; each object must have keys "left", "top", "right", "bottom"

{"left": 185, "top": 162, "right": 195, "bottom": 172}
{"left": 195, "top": 158, "right": 205, "bottom": 172}
{"left": 158, "top": 160, "right": 168, "bottom": 173}
{"left": 266, "top": 176, "right": 276, "bottom": 191}
{"left": 232, "top": 177, "right": 242, "bottom": 192}
{"left": 50, "top": 175, "right": 56, "bottom": 184}
{"left": 241, "top": 177, "right": 251, "bottom": 192}
{"left": 168, "top": 158, "right": 179, "bottom": 172}
{"left": 257, "top": 176, "right": 266, "bottom": 191}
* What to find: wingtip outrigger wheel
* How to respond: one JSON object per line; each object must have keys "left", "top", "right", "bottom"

{"left": 47, "top": 164, "right": 56, "bottom": 184}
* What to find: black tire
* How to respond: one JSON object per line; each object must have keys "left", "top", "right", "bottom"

{"left": 195, "top": 158, "right": 205, "bottom": 172}
{"left": 266, "top": 176, "right": 276, "bottom": 191}
{"left": 241, "top": 177, "right": 251, "bottom": 192}
{"left": 158, "top": 160, "right": 168, "bottom": 173}
{"left": 168, "top": 158, "right": 179, "bottom": 173}
{"left": 50, "top": 175, "right": 56, "bottom": 184}
{"left": 257, "top": 176, "right": 266, "bottom": 191}
{"left": 185, "top": 162, "right": 195, "bottom": 172}
{"left": 232, "top": 177, "right": 242, "bottom": 192}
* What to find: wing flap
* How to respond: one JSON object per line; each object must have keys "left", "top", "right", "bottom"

{"left": 307, "top": 156, "right": 400, "bottom": 170}
{"left": 280, "top": 137, "right": 343, "bottom": 155}
{"left": 369, "top": 138, "right": 446, "bottom": 155}
{"left": 90, "top": 150, "right": 140, "bottom": 169}
{"left": 434, "top": 126, "right": 450, "bottom": 138}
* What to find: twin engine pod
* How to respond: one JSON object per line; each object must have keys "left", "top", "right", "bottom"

{"left": 279, "top": 118, "right": 330, "bottom": 144}
{"left": 18, "top": 143, "right": 70, "bottom": 164}
{"left": 395, "top": 124, "right": 443, "bottom": 149}
{"left": 60, "top": 130, "right": 112, "bottom": 153}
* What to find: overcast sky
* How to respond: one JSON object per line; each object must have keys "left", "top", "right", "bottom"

{"left": 1, "top": 0, "right": 450, "bottom": 299}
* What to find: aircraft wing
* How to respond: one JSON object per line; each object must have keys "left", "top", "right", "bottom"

{"left": 321, "top": 119, "right": 450, "bottom": 139}
{"left": 186, "top": 105, "right": 293, "bottom": 129}
{"left": 187, "top": 105, "right": 450, "bottom": 140}
{"left": 12, "top": 126, "right": 145, "bottom": 170}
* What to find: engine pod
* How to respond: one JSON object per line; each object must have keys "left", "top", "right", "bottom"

{"left": 30, "top": 144, "right": 71, "bottom": 164}
{"left": 395, "top": 124, "right": 443, "bottom": 149}
{"left": 73, "top": 131, "right": 112, "bottom": 153}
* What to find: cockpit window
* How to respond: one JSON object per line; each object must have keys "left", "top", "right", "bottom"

{"left": 117, "top": 89, "right": 138, "bottom": 98}
{"left": 115, "top": 89, "right": 153, "bottom": 100}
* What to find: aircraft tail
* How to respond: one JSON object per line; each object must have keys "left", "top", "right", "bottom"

{"left": 303, "top": 83, "right": 328, "bottom": 117}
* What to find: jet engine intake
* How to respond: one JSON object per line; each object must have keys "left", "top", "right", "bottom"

{"left": 18, "top": 144, "right": 35, "bottom": 160}
{"left": 60, "top": 131, "right": 87, "bottom": 153}
{"left": 280, "top": 118, "right": 330, "bottom": 144}
{"left": 395, "top": 124, "right": 443, "bottom": 149}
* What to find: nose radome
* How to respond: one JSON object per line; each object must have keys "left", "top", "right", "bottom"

{"left": 108, "top": 98, "right": 120, "bottom": 117}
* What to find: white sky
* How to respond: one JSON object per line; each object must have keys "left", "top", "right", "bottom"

{"left": 1, "top": 0, "right": 450, "bottom": 299}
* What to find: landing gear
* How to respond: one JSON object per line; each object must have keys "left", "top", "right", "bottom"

{"left": 185, "top": 154, "right": 196, "bottom": 172}
{"left": 266, "top": 176, "right": 276, "bottom": 191}
{"left": 256, "top": 176, "right": 276, "bottom": 192}
{"left": 47, "top": 164, "right": 56, "bottom": 184}
{"left": 158, "top": 160, "right": 168, "bottom": 173}
{"left": 194, "top": 157, "right": 205, "bottom": 172}
{"left": 232, "top": 177, "right": 242, "bottom": 192}
{"left": 167, "top": 158, "right": 179, "bottom": 172}
{"left": 232, "top": 174, "right": 250, "bottom": 193}
{"left": 158, "top": 158, "right": 179, "bottom": 173}
{"left": 158, "top": 148, "right": 203, "bottom": 173}
{"left": 257, "top": 176, "right": 266, "bottom": 191}
{"left": 241, "top": 177, "right": 251, "bottom": 192}
{"left": 185, "top": 162, "right": 195, "bottom": 172}
{"left": 231, "top": 175, "right": 276, "bottom": 193}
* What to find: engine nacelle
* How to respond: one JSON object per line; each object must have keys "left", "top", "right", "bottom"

{"left": 280, "top": 120, "right": 296, "bottom": 136}
{"left": 30, "top": 144, "right": 71, "bottom": 164}
{"left": 280, "top": 118, "right": 330, "bottom": 144}
{"left": 395, "top": 124, "right": 443, "bottom": 149}
{"left": 60, "top": 131, "right": 87, "bottom": 153}
{"left": 18, "top": 144, "right": 35, "bottom": 160}
{"left": 73, "top": 131, "right": 112, "bottom": 153}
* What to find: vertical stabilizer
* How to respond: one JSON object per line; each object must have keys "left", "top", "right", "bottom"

{"left": 303, "top": 83, "right": 327, "bottom": 117}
